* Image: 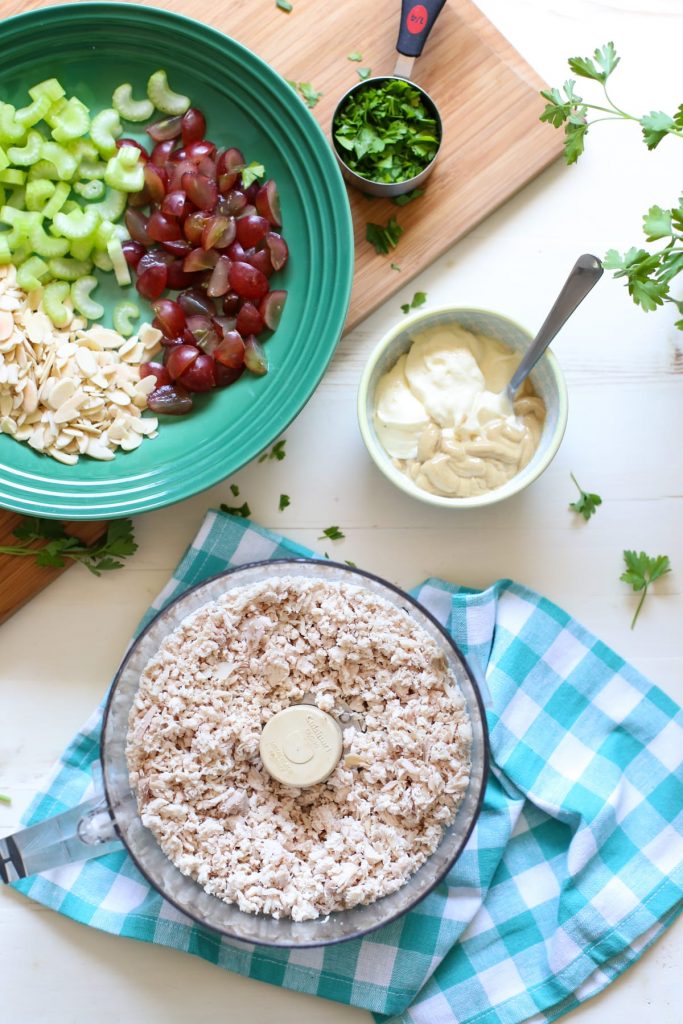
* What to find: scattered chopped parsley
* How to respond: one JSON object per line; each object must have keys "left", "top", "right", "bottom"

{"left": 230, "top": 483, "right": 240, "bottom": 497}
{"left": 401, "top": 290, "right": 427, "bottom": 314}
{"left": 392, "top": 188, "right": 424, "bottom": 207}
{"left": 0, "top": 517, "right": 137, "bottom": 576}
{"left": 333, "top": 78, "right": 439, "bottom": 183}
{"left": 279, "top": 494, "right": 291, "bottom": 511}
{"left": 220, "top": 502, "right": 251, "bottom": 519}
{"left": 347, "top": 51, "right": 363, "bottom": 62}
{"left": 390, "top": 262, "right": 401, "bottom": 271}
{"left": 620, "top": 550, "right": 672, "bottom": 629}
{"left": 276, "top": 0, "right": 293, "bottom": 10}
{"left": 366, "top": 216, "right": 403, "bottom": 255}
{"left": 319, "top": 525, "right": 345, "bottom": 541}
{"left": 344, "top": 559, "right": 357, "bottom": 567}
{"left": 0, "top": 794, "right": 11, "bottom": 806}
{"left": 287, "top": 81, "right": 322, "bottom": 109}
{"left": 569, "top": 473, "right": 602, "bottom": 521}
{"left": 258, "top": 439, "right": 287, "bottom": 462}
{"left": 239, "top": 162, "right": 265, "bottom": 188}
{"left": 358, "top": 68, "right": 372, "bottom": 80}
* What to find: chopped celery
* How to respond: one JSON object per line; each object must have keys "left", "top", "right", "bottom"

{"left": 42, "top": 181, "right": 71, "bottom": 219}
{"left": 43, "top": 280, "right": 71, "bottom": 328}
{"left": 48, "top": 256, "right": 93, "bottom": 281}
{"left": 30, "top": 222, "right": 70, "bottom": 258}
{"left": 69, "top": 236, "right": 95, "bottom": 261}
{"left": 60, "top": 200, "right": 80, "bottom": 214}
{"left": 8, "top": 130, "right": 43, "bottom": 166}
{"left": 53, "top": 206, "right": 99, "bottom": 239}
{"left": 0, "top": 188, "right": 6, "bottom": 208}
{"left": 39, "top": 142, "right": 78, "bottom": 181}
{"left": 104, "top": 149, "right": 144, "bottom": 192}
{"left": 113, "top": 300, "right": 139, "bottom": 336}
{"left": 74, "top": 179, "right": 105, "bottom": 200}
{"left": 69, "top": 138, "right": 99, "bottom": 162}
{"left": 0, "top": 104, "right": 27, "bottom": 144}
{"left": 7, "top": 187, "right": 26, "bottom": 209}
{"left": 10, "top": 245, "right": 31, "bottom": 266}
{"left": 1, "top": 206, "right": 40, "bottom": 231}
{"left": 51, "top": 97, "right": 90, "bottom": 143}
{"left": 0, "top": 233, "right": 11, "bottom": 264}
{"left": 43, "top": 97, "right": 67, "bottom": 129}
{"left": 90, "top": 108, "right": 122, "bottom": 157}
{"left": 112, "top": 83, "right": 154, "bottom": 122}
{"left": 0, "top": 147, "right": 8, "bottom": 172}
{"left": 15, "top": 94, "right": 51, "bottom": 128}
{"left": 91, "top": 188, "right": 126, "bottom": 222}
{"left": 147, "top": 70, "right": 190, "bottom": 115}
{"left": 29, "top": 79, "right": 65, "bottom": 104}
{"left": 78, "top": 159, "right": 108, "bottom": 181}
{"left": 17, "top": 254, "right": 49, "bottom": 291}
{"left": 28, "top": 160, "right": 61, "bottom": 181}
{"left": 92, "top": 250, "right": 113, "bottom": 272}
{"left": 26, "top": 179, "right": 56, "bottom": 211}
{"left": 94, "top": 218, "right": 115, "bottom": 249}
{"left": 107, "top": 236, "right": 131, "bottom": 286}
{"left": 0, "top": 168, "right": 27, "bottom": 186}
{"left": 117, "top": 144, "right": 140, "bottom": 170}
{"left": 71, "top": 275, "right": 103, "bottom": 319}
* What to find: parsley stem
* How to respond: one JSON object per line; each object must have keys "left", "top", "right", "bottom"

{"left": 631, "top": 586, "right": 648, "bottom": 630}
{"left": 570, "top": 472, "right": 582, "bottom": 495}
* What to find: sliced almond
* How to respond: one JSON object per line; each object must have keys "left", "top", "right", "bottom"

{"left": 47, "top": 377, "right": 77, "bottom": 410}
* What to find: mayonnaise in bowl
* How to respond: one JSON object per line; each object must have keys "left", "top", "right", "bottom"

{"left": 373, "top": 323, "right": 546, "bottom": 499}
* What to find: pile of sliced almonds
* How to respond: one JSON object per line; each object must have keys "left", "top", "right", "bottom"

{"left": 0, "top": 265, "right": 163, "bottom": 465}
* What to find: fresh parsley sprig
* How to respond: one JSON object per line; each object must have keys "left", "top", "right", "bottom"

{"left": 569, "top": 473, "right": 602, "bottom": 521}
{"left": 258, "top": 439, "right": 287, "bottom": 462}
{"left": 287, "top": 80, "right": 322, "bottom": 109}
{"left": 620, "top": 550, "right": 672, "bottom": 629}
{"left": 401, "top": 291, "right": 427, "bottom": 314}
{"left": 220, "top": 501, "right": 251, "bottom": 519}
{"left": 0, "top": 518, "right": 137, "bottom": 576}
{"left": 319, "top": 525, "right": 345, "bottom": 541}
{"left": 366, "top": 217, "right": 403, "bottom": 255}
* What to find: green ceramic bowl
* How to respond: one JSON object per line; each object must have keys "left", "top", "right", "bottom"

{"left": 0, "top": 3, "right": 353, "bottom": 519}
{"left": 358, "top": 307, "right": 569, "bottom": 508}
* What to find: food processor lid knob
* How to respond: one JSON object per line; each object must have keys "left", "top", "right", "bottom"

{"left": 259, "top": 705, "right": 343, "bottom": 788}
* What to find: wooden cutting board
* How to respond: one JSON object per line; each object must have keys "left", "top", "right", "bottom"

{"left": 0, "top": 0, "right": 563, "bottom": 623}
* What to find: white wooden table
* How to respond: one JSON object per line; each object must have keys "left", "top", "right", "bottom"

{"left": 1, "top": 1, "right": 681, "bottom": 1019}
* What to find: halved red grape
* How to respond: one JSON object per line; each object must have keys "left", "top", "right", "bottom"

{"left": 142, "top": 163, "right": 167, "bottom": 205}
{"left": 244, "top": 335, "right": 268, "bottom": 375}
{"left": 169, "top": 159, "right": 196, "bottom": 191}
{"left": 255, "top": 180, "right": 281, "bottom": 227}
{"left": 265, "top": 232, "right": 288, "bottom": 271}
{"left": 236, "top": 214, "right": 270, "bottom": 249}
{"left": 244, "top": 247, "right": 273, "bottom": 277}
{"left": 146, "top": 115, "right": 183, "bottom": 142}
{"left": 207, "top": 255, "right": 231, "bottom": 298}
{"left": 165, "top": 343, "right": 200, "bottom": 380}
{"left": 185, "top": 139, "right": 216, "bottom": 163}
{"left": 236, "top": 301, "right": 264, "bottom": 335}
{"left": 147, "top": 383, "right": 193, "bottom": 415}
{"left": 214, "top": 330, "right": 245, "bottom": 368}
{"left": 198, "top": 156, "right": 217, "bottom": 180}
{"left": 178, "top": 288, "right": 215, "bottom": 317}
{"left": 152, "top": 298, "right": 186, "bottom": 338}
{"left": 213, "top": 315, "right": 237, "bottom": 334}
{"left": 179, "top": 352, "right": 216, "bottom": 392}
{"left": 161, "top": 238, "right": 192, "bottom": 256}
{"left": 226, "top": 240, "right": 246, "bottom": 262}
{"left": 184, "top": 210, "right": 211, "bottom": 245}
{"left": 147, "top": 210, "right": 181, "bottom": 243}
{"left": 137, "top": 248, "right": 174, "bottom": 274}
{"left": 140, "top": 362, "right": 171, "bottom": 387}
{"left": 259, "top": 289, "right": 287, "bottom": 330}
{"left": 228, "top": 260, "right": 269, "bottom": 301}
{"left": 182, "top": 172, "right": 217, "bottom": 210}
{"left": 166, "top": 260, "right": 194, "bottom": 290}
{"left": 151, "top": 139, "right": 177, "bottom": 164}
{"left": 181, "top": 107, "right": 206, "bottom": 146}
{"left": 202, "top": 214, "right": 235, "bottom": 250}
{"left": 218, "top": 190, "right": 247, "bottom": 216}
{"left": 162, "top": 189, "right": 187, "bottom": 217}
{"left": 122, "top": 239, "right": 145, "bottom": 269}
{"left": 185, "top": 314, "right": 215, "bottom": 337}
{"left": 125, "top": 208, "right": 152, "bottom": 246}
{"left": 183, "top": 247, "right": 219, "bottom": 273}
{"left": 217, "top": 147, "right": 245, "bottom": 177}
{"left": 117, "top": 138, "right": 149, "bottom": 162}
{"left": 127, "top": 183, "right": 152, "bottom": 208}
{"left": 136, "top": 263, "right": 168, "bottom": 300}
{"left": 215, "top": 362, "right": 244, "bottom": 388}
{"left": 222, "top": 292, "right": 241, "bottom": 316}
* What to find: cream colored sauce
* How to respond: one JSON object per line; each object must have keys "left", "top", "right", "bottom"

{"left": 373, "top": 324, "right": 546, "bottom": 498}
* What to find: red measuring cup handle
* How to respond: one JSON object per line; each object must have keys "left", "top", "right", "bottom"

{"left": 396, "top": 0, "right": 448, "bottom": 57}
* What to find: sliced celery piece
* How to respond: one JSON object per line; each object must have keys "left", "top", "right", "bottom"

{"left": 28, "top": 159, "right": 61, "bottom": 181}
{"left": 107, "top": 236, "right": 131, "bottom": 286}
{"left": 147, "top": 70, "right": 190, "bottom": 116}
{"left": 53, "top": 206, "right": 99, "bottom": 239}
{"left": 0, "top": 168, "right": 27, "bottom": 186}
{"left": 112, "top": 83, "right": 154, "bottom": 122}
{"left": 42, "top": 180, "right": 71, "bottom": 219}
{"left": 48, "top": 256, "right": 93, "bottom": 281}
{"left": 10, "top": 245, "right": 31, "bottom": 266}
{"left": 74, "top": 179, "right": 105, "bottom": 200}
{"left": 1, "top": 206, "right": 40, "bottom": 231}
{"left": 94, "top": 218, "right": 115, "bottom": 250}
{"left": 15, "top": 94, "right": 51, "bottom": 128}
{"left": 0, "top": 233, "right": 11, "bottom": 264}
{"left": 113, "top": 300, "right": 139, "bottom": 336}
{"left": 69, "top": 236, "right": 95, "bottom": 261}
{"left": 29, "top": 78, "right": 65, "bottom": 104}
{"left": 69, "top": 138, "right": 99, "bottom": 162}
{"left": 43, "top": 97, "right": 68, "bottom": 129}
{"left": 30, "top": 222, "right": 70, "bottom": 258}
{"left": 7, "top": 187, "right": 26, "bottom": 209}
{"left": 26, "top": 179, "right": 55, "bottom": 211}
{"left": 17, "top": 254, "right": 49, "bottom": 291}
{"left": 92, "top": 250, "right": 113, "bottom": 272}
{"left": 51, "top": 97, "right": 90, "bottom": 143}
{"left": 90, "top": 108, "right": 122, "bottom": 158}
{"left": 0, "top": 187, "right": 6, "bottom": 208}
{"left": 43, "top": 280, "right": 71, "bottom": 328}
{"left": 0, "top": 104, "right": 27, "bottom": 144}
{"left": 40, "top": 142, "right": 78, "bottom": 181}
{"left": 60, "top": 200, "right": 80, "bottom": 214}
{"left": 78, "top": 159, "right": 108, "bottom": 181}
{"left": 104, "top": 150, "right": 144, "bottom": 193}
{"left": 71, "top": 275, "right": 104, "bottom": 319}
{"left": 8, "top": 130, "right": 43, "bottom": 166}
{"left": 0, "top": 146, "right": 8, "bottom": 172}
{"left": 90, "top": 188, "right": 126, "bottom": 222}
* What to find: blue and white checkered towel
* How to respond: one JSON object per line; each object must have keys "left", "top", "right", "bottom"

{"left": 10, "top": 510, "right": 683, "bottom": 1024}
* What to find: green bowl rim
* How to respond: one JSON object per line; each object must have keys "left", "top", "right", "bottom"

{"left": 357, "top": 305, "right": 569, "bottom": 509}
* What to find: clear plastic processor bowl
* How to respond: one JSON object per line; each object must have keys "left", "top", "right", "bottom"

{"left": 102, "top": 558, "right": 490, "bottom": 947}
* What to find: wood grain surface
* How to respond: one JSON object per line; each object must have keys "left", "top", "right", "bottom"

{"left": 0, "top": 0, "right": 562, "bottom": 621}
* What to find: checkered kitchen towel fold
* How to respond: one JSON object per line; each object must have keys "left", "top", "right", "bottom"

{"left": 10, "top": 510, "right": 683, "bottom": 1024}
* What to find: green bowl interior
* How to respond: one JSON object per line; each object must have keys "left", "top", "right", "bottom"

{"left": 361, "top": 308, "right": 568, "bottom": 506}
{"left": 0, "top": 4, "right": 353, "bottom": 518}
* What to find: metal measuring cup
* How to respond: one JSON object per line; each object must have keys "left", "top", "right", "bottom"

{"left": 331, "top": 0, "right": 447, "bottom": 198}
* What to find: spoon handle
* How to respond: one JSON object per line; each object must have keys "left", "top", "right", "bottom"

{"left": 506, "top": 254, "right": 603, "bottom": 398}
{"left": 396, "top": 0, "right": 448, "bottom": 57}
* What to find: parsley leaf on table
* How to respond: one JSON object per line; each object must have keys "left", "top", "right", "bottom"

{"left": 278, "top": 494, "right": 290, "bottom": 512}
{"left": 319, "top": 526, "right": 345, "bottom": 541}
{"left": 230, "top": 483, "right": 240, "bottom": 497}
{"left": 358, "top": 68, "right": 372, "bottom": 80}
{"left": 392, "top": 188, "right": 424, "bottom": 207}
{"left": 298, "top": 82, "right": 323, "bottom": 108}
{"left": 569, "top": 472, "right": 602, "bottom": 521}
{"left": 276, "top": 0, "right": 293, "bottom": 10}
{"left": 620, "top": 550, "right": 672, "bottom": 629}
{"left": 400, "top": 290, "right": 427, "bottom": 314}
{"left": 347, "top": 51, "right": 363, "bottom": 62}
{"left": 258, "top": 439, "right": 287, "bottom": 463}
{"left": 0, "top": 518, "right": 137, "bottom": 576}
{"left": 220, "top": 502, "right": 251, "bottom": 519}
{"left": 366, "top": 216, "right": 403, "bottom": 255}
{"left": 0, "top": 794, "right": 11, "bottom": 806}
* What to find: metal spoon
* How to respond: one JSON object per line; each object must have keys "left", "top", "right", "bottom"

{"left": 504, "top": 254, "right": 604, "bottom": 403}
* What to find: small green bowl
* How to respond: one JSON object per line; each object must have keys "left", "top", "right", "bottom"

{"left": 357, "top": 307, "right": 568, "bottom": 509}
